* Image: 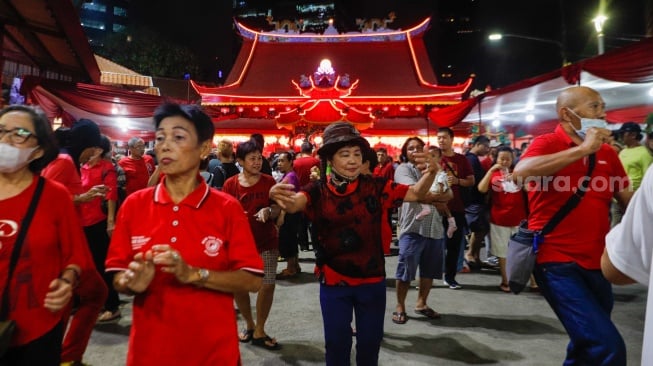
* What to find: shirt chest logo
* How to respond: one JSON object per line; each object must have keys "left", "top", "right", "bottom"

{"left": 202, "top": 236, "right": 223, "bottom": 257}
{"left": 131, "top": 236, "right": 150, "bottom": 250}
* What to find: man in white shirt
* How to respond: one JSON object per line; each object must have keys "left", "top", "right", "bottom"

{"left": 602, "top": 165, "right": 653, "bottom": 365}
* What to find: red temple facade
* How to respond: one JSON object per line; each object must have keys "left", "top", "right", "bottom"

{"left": 192, "top": 18, "right": 473, "bottom": 150}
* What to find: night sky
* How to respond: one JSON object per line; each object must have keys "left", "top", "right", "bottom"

{"left": 129, "top": 0, "right": 650, "bottom": 91}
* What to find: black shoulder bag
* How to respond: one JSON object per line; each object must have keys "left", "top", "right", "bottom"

{"left": 506, "top": 154, "right": 596, "bottom": 294}
{"left": 0, "top": 176, "right": 45, "bottom": 356}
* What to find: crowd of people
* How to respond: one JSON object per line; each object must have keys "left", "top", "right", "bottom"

{"left": 0, "top": 84, "right": 652, "bottom": 365}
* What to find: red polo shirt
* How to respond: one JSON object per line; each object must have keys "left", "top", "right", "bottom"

{"left": 522, "top": 125, "right": 629, "bottom": 269}
{"left": 105, "top": 177, "right": 263, "bottom": 365}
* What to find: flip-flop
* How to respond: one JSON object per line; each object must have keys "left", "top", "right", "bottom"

{"left": 499, "top": 284, "right": 511, "bottom": 293}
{"left": 239, "top": 328, "right": 254, "bottom": 343}
{"left": 414, "top": 307, "right": 441, "bottom": 319}
{"left": 392, "top": 311, "right": 407, "bottom": 324}
{"left": 251, "top": 335, "right": 281, "bottom": 350}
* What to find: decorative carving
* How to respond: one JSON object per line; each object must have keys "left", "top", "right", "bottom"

{"left": 266, "top": 16, "right": 299, "bottom": 33}
{"left": 355, "top": 12, "right": 396, "bottom": 32}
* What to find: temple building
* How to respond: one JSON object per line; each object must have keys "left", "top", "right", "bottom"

{"left": 192, "top": 17, "right": 474, "bottom": 152}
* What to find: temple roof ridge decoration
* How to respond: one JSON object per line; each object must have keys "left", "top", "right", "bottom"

{"left": 236, "top": 17, "right": 429, "bottom": 43}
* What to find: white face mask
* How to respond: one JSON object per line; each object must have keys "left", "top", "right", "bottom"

{"left": 0, "top": 142, "right": 38, "bottom": 173}
{"left": 567, "top": 108, "right": 607, "bottom": 139}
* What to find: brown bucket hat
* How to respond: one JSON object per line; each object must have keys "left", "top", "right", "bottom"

{"left": 317, "top": 122, "right": 370, "bottom": 158}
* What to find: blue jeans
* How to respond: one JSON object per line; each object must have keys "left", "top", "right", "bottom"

{"left": 320, "top": 281, "right": 386, "bottom": 366}
{"left": 534, "top": 262, "right": 626, "bottom": 366}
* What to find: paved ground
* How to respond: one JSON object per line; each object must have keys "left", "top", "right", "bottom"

{"left": 84, "top": 249, "right": 646, "bottom": 365}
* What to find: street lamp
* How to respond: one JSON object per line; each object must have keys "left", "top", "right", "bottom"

{"left": 593, "top": 15, "right": 608, "bottom": 55}
{"left": 488, "top": 33, "right": 567, "bottom": 66}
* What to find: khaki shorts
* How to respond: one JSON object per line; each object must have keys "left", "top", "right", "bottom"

{"left": 490, "top": 223, "right": 518, "bottom": 258}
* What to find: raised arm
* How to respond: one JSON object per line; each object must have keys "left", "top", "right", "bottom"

{"left": 478, "top": 164, "right": 502, "bottom": 194}
{"left": 269, "top": 182, "right": 308, "bottom": 213}
{"left": 513, "top": 128, "right": 609, "bottom": 180}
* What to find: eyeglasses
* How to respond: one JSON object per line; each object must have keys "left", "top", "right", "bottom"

{"left": 0, "top": 127, "right": 35, "bottom": 144}
{"left": 406, "top": 146, "right": 424, "bottom": 152}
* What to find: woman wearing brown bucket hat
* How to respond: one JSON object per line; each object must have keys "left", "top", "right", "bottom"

{"left": 269, "top": 121, "right": 439, "bottom": 366}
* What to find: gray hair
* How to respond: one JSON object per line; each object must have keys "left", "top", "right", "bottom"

{"left": 127, "top": 137, "right": 143, "bottom": 148}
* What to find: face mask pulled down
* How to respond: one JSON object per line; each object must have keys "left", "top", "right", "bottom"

{"left": 567, "top": 109, "right": 607, "bottom": 139}
{"left": 0, "top": 142, "right": 37, "bottom": 173}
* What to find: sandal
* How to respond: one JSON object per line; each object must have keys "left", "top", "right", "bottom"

{"left": 97, "top": 310, "right": 121, "bottom": 323}
{"left": 499, "top": 283, "right": 511, "bottom": 293}
{"left": 239, "top": 328, "right": 254, "bottom": 343}
{"left": 392, "top": 311, "right": 407, "bottom": 324}
{"left": 251, "top": 335, "right": 281, "bottom": 350}
{"left": 276, "top": 269, "right": 298, "bottom": 279}
{"left": 414, "top": 307, "right": 441, "bottom": 319}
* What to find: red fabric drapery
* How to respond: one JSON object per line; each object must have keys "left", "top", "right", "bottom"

{"left": 428, "top": 97, "right": 478, "bottom": 127}
{"left": 580, "top": 37, "right": 653, "bottom": 83}
{"left": 25, "top": 78, "right": 165, "bottom": 118}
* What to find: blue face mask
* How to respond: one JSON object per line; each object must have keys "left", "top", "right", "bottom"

{"left": 567, "top": 108, "right": 607, "bottom": 139}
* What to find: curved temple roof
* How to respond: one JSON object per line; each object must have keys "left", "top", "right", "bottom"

{"left": 193, "top": 18, "right": 473, "bottom": 106}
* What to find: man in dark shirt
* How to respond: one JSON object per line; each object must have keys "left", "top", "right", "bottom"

{"left": 437, "top": 127, "right": 474, "bottom": 289}
{"left": 464, "top": 136, "right": 490, "bottom": 269}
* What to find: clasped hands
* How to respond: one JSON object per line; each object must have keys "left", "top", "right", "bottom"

{"left": 118, "top": 244, "right": 194, "bottom": 293}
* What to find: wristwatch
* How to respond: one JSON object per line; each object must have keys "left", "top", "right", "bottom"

{"left": 197, "top": 268, "right": 209, "bottom": 283}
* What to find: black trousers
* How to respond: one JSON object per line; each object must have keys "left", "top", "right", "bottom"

{"left": 1, "top": 321, "right": 64, "bottom": 366}
{"left": 443, "top": 211, "right": 466, "bottom": 280}
{"left": 278, "top": 212, "right": 302, "bottom": 258}
{"left": 84, "top": 220, "right": 121, "bottom": 312}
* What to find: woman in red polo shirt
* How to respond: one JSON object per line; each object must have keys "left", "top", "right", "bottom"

{"left": 105, "top": 103, "right": 264, "bottom": 366}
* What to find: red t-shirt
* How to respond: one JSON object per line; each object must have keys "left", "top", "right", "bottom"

{"left": 105, "top": 178, "right": 263, "bottom": 365}
{"left": 488, "top": 170, "right": 527, "bottom": 227}
{"left": 440, "top": 152, "right": 473, "bottom": 213}
{"left": 222, "top": 174, "right": 279, "bottom": 252}
{"left": 1, "top": 176, "right": 92, "bottom": 346}
{"left": 373, "top": 161, "right": 395, "bottom": 180}
{"left": 522, "top": 125, "right": 629, "bottom": 269}
{"left": 41, "top": 154, "right": 83, "bottom": 197}
{"left": 480, "top": 156, "right": 493, "bottom": 172}
{"left": 293, "top": 155, "right": 320, "bottom": 187}
{"left": 79, "top": 160, "right": 118, "bottom": 227}
{"left": 118, "top": 155, "right": 155, "bottom": 196}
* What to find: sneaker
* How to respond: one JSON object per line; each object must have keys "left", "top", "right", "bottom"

{"left": 444, "top": 279, "right": 462, "bottom": 289}
{"left": 485, "top": 256, "right": 500, "bottom": 267}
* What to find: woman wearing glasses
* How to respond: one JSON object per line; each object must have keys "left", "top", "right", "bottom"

{"left": 0, "top": 105, "right": 92, "bottom": 365}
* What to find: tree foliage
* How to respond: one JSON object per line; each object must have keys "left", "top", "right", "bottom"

{"left": 96, "top": 26, "right": 203, "bottom": 79}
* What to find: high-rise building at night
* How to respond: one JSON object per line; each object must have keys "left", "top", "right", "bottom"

{"left": 76, "top": 0, "right": 130, "bottom": 50}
